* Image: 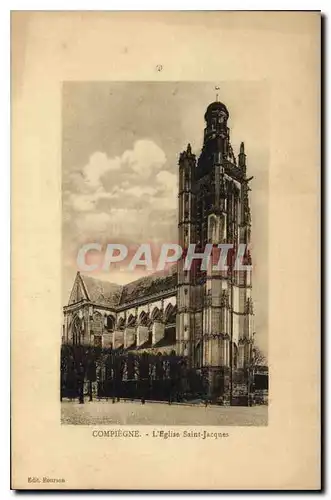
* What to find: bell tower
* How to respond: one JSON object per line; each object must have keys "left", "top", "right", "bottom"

{"left": 176, "top": 95, "right": 255, "bottom": 403}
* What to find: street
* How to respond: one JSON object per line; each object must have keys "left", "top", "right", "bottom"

{"left": 61, "top": 400, "right": 268, "bottom": 426}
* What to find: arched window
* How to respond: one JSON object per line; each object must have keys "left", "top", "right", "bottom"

{"left": 208, "top": 215, "right": 217, "bottom": 243}
{"left": 127, "top": 314, "right": 136, "bottom": 327}
{"left": 72, "top": 315, "right": 81, "bottom": 345}
{"left": 195, "top": 342, "right": 202, "bottom": 368}
{"left": 164, "top": 304, "right": 176, "bottom": 344}
{"left": 185, "top": 174, "right": 190, "bottom": 191}
{"left": 184, "top": 195, "right": 189, "bottom": 218}
{"left": 106, "top": 315, "right": 115, "bottom": 332}
{"left": 151, "top": 307, "right": 162, "bottom": 322}
{"left": 139, "top": 311, "right": 148, "bottom": 326}
{"left": 118, "top": 317, "right": 125, "bottom": 331}
{"left": 184, "top": 228, "right": 189, "bottom": 247}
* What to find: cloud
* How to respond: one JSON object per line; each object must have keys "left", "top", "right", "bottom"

{"left": 66, "top": 139, "right": 168, "bottom": 212}
{"left": 83, "top": 152, "right": 121, "bottom": 190}
{"left": 69, "top": 139, "right": 167, "bottom": 197}
{"left": 64, "top": 138, "right": 178, "bottom": 248}
{"left": 122, "top": 139, "right": 166, "bottom": 177}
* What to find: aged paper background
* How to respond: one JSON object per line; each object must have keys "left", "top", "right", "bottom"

{"left": 11, "top": 11, "right": 320, "bottom": 490}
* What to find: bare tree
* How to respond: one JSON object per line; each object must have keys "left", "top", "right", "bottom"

{"left": 252, "top": 346, "right": 267, "bottom": 367}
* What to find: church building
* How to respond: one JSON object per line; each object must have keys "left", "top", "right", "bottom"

{"left": 63, "top": 99, "right": 255, "bottom": 384}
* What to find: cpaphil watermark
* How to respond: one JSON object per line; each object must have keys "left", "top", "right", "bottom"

{"left": 76, "top": 243, "right": 252, "bottom": 273}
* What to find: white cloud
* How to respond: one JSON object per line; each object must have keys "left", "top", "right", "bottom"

{"left": 65, "top": 139, "right": 178, "bottom": 246}
{"left": 83, "top": 152, "right": 121, "bottom": 190}
{"left": 67, "top": 140, "right": 168, "bottom": 213}
{"left": 122, "top": 139, "right": 166, "bottom": 177}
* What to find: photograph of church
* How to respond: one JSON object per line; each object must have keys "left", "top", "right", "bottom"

{"left": 61, "top": 82, "right": 268, "bottom": 418}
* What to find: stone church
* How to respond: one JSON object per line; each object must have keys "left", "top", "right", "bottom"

{"left": 63, "top": 99, "right": 254, "bottom": 374}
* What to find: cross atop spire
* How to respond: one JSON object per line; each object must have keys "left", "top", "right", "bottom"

{"left": 215, "top": 86, "right": 220, "bottom": 102}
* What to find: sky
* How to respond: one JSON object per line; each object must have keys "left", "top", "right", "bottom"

{"left": 62, "top": 81, "right": 269, "bottom": 354}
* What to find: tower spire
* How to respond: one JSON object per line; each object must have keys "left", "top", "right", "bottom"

{"left": 239, "top": 141, "right": 246, "bottom": 169}
{"left": 215, "top": 86, "right": 220, "bottom": 102}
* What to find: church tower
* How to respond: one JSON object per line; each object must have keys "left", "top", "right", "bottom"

{"left": 177, "top": 98, "right": 254, "bottom": 402}
{"left": 177, "top": 143, "right": 196, "bottom": 361}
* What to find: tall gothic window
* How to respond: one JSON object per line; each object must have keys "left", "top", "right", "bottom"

{"left": 185, "top": 174, "right": 190, "bottom": 191}
{"left": 184, "top": 195, "right": 189, "bottom": 218}
{"left": 184, "top": 227, "right": 189, "bottom": 247}
{"left": 72, "top": 316, "right": 81, "bottom": 345}
{"left": 195, "top": 342, "right": 202, "bottom": 368}
{"left": 232, "top": 343, "right": 238, "bottom": 369}
{"left": 208, "top": 215, "right": 217, "bottom": 243}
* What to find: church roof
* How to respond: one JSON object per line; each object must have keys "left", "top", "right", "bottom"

{"left": 119, "top": 265, "right": 177, "bottom": 306}
{"left": 73, "top": 265, "right": 177, "bottom": 309}
{"left": 80, "top": 274, "right": 122, "bottom": 308}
